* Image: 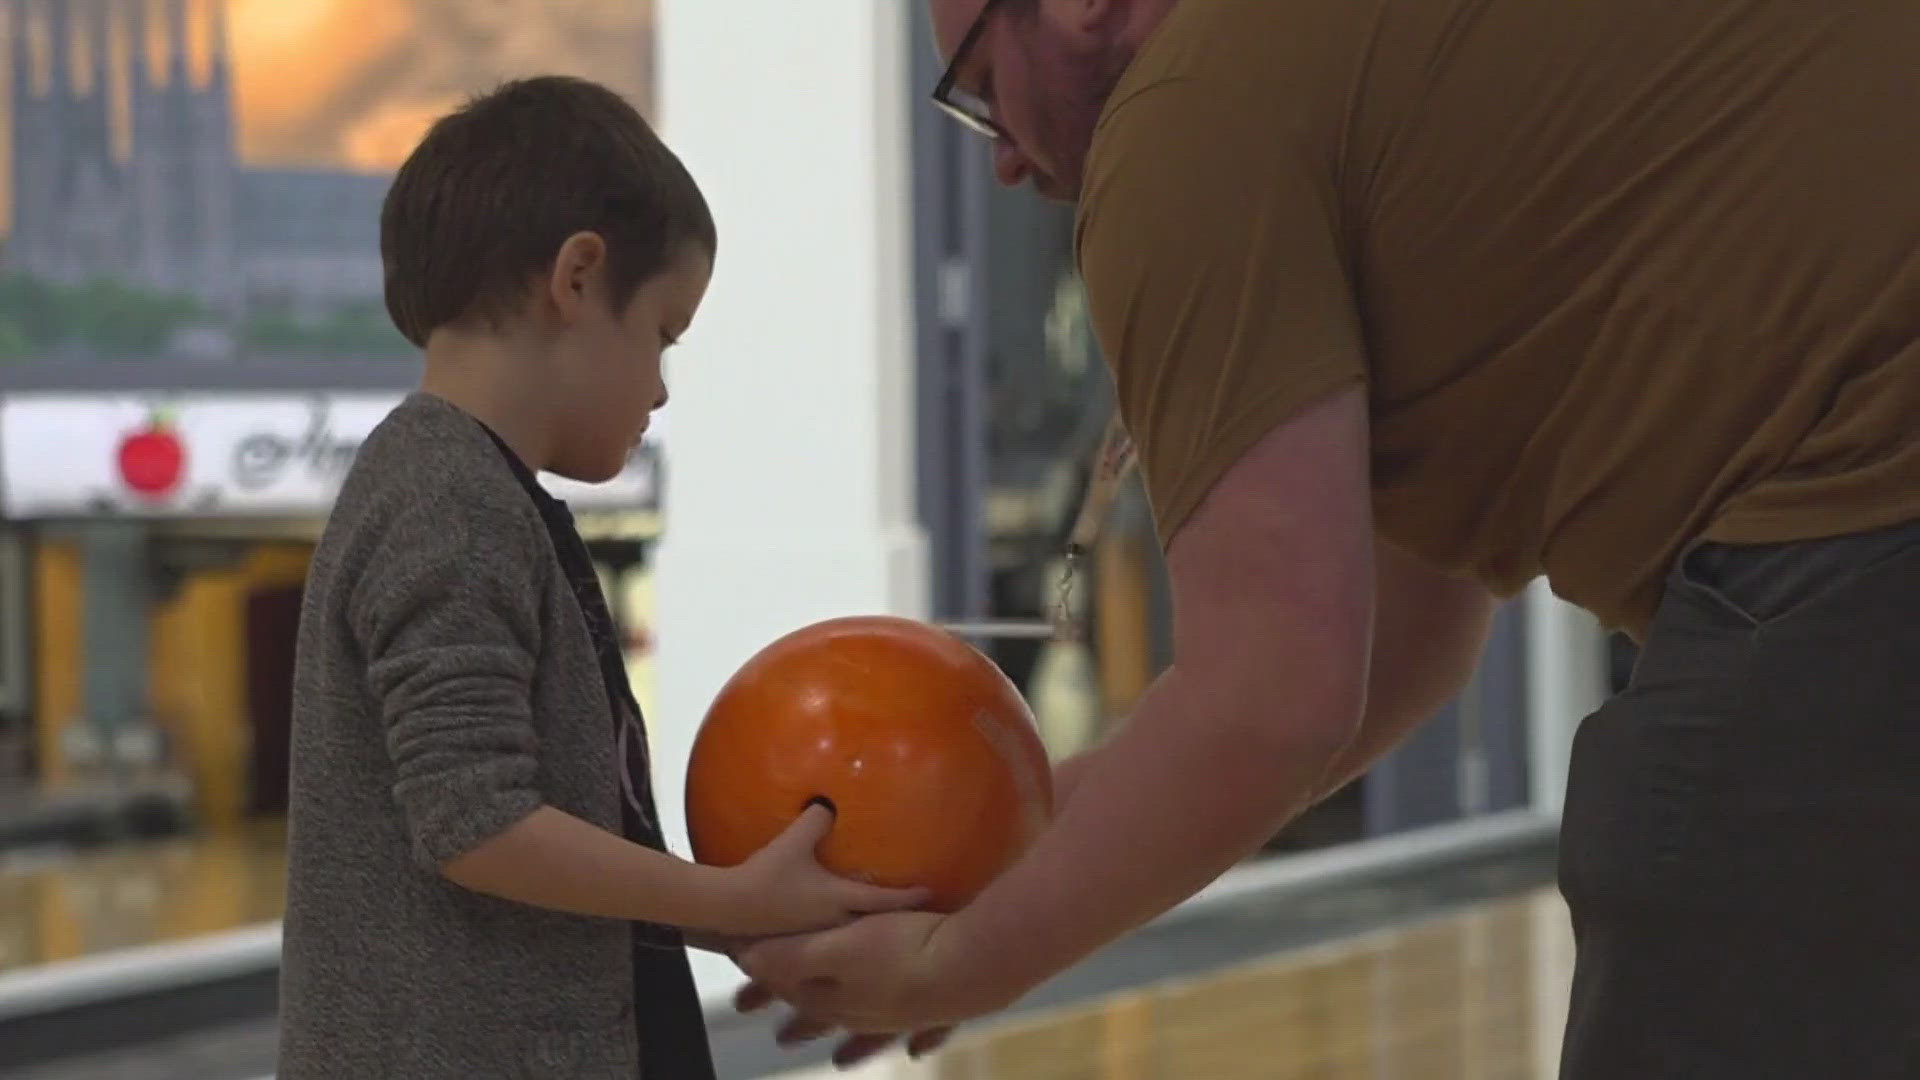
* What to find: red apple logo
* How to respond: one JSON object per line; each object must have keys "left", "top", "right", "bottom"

{"left": 118, "top": 409, "right": 186, "bottom": 500}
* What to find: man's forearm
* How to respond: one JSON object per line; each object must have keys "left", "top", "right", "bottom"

{"left": 1049, "top": 749, "right": 1101, "bottom": 811}
{"left": 940, "top": 661, "right": 1360, "bottom": 1004}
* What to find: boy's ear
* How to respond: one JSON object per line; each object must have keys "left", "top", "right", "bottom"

{"left": 547, "top": 231, "right": 611, "bottom": 323}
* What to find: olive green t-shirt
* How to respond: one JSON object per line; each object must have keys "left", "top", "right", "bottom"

{"left": 1077, "top": 0, "right": 1920, "bottom": 637}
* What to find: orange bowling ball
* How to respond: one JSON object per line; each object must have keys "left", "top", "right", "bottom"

{"left": 685, "top": 615, "right": 1053, "bottom": 913}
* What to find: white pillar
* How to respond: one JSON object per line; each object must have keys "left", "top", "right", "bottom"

{"left": 653, "top": 0, "right": 927, "bottom": 1002}
{"left": 1523, "top": 580, "right": 1609, "bottom": 817}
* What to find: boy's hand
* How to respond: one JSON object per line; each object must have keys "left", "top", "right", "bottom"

{"left": 719, "top": 803, "right": 929, "bottom": 936}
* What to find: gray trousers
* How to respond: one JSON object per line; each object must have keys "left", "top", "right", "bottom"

{"left": 1558, "top": 518, "right": 1920, "bottom": 1078}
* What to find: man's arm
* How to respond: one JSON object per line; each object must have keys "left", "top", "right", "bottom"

{"left": 1049, "top": 540, "right": 1492, "bottom": 815}
{"left": 936, "top": 386, "right": 1375, "bottom": 1004}
{"left": 1045, "top": 750, "right": 1100, "bottom": 811}
{"left": 1313, "top": 540, "right": 1495, "bottom": 800}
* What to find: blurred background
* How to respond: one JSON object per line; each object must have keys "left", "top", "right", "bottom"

{"left": 0, "top": 2, "right": 1636, "bottom": 1076}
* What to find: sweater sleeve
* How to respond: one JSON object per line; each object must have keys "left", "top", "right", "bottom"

{"left": 348, "top": 501, "right": 548, "bottom": 871}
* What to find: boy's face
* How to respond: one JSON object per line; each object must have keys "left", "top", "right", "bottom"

{"left": 547, "top": 239, "right": 712, "bottom": 483}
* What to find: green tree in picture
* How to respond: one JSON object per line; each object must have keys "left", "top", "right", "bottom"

{"left": 0, "top": 272, "right": 415, "bottom": 360}
{"left": 240, "top": 300, "right": 413, "bottom": 359}
{"left": 0, "top": 272, "right": 207, "bottom": 357}
{"left": 68, "top": 278, "right": 209, "bottom": 354}
{"left": 0, "top": 316, "right": 28, "bottom": 362}
{"left": 0, "top": 274, "right": 58, "bottom": 354}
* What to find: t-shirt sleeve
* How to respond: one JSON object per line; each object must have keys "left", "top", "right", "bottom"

{"left": 1076, "top": 75, "right": 1367, "bottom": 548}
{"left": 347, "top": 502, "right": 547, "bottom": 870}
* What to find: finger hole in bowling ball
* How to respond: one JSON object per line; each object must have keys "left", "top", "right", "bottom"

{"left": 806, "top": 795, "right": 838, "bottom": 818}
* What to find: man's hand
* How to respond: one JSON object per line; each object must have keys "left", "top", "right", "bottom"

{"left": 729, "top": 907, "right": 971, "bottom": 1067}
{"left": 734, "top": 911, "right": 1007, "bottom": 1042}
{"left": 735, "top": 977, "right": 955, "bottom": 1069}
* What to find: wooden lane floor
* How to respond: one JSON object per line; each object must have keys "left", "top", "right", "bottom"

{"left": 0, "top": 823, "right": 287, "bottom": 975}
{"left": 0, "top": 823, "right": 1566, "bottom": 1078}
{"left": 771, "top": 888, "right": 1575, "bottom": 1080}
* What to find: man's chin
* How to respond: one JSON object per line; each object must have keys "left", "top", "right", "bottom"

{"left": 1029, "top": 156, "right": 1091, "bottom": 203}
{"left": 1033, "top": 174, "right": 1078, "bottom": 203}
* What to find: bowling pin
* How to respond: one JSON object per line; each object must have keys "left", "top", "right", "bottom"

{"left": 1028, "top": 556, "right": 1101, "bottom": 762}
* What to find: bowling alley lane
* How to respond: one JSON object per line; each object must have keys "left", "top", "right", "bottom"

{"left": 758, "top": 887, "right": 1574, "bottom": 1080}
{"left": 0, "top": 823, "right": 287, "bottom": 975}
{"left": 4, "top": 818, "right": 1564, "bottom": 1078}
{"left": 710, "top": 833, "right": 1565, "bottom": 1080}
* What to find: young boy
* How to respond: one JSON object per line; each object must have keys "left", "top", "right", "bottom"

{"left": 278, "top": 76, "right": 925, "bottom": 1079}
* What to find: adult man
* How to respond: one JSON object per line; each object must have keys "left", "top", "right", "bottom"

{"left": 741, "top": 0, "right": 1920, "bottom": 1074}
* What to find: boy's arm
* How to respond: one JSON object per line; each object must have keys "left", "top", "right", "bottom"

{"left": 350, "top": 503, "right": 918, "bottom": 936}
{"left": 441, "top": 805, "right": 824, "bottom": 932}
{"left": 349, "top": 504, "right": 549, "bottom": 874}
{"left": 438, "top": 808, "right": 734, "bottom": 925}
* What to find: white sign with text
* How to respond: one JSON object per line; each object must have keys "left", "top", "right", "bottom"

{"left": 0, "top": 392, "right": 663, "bottom": 518}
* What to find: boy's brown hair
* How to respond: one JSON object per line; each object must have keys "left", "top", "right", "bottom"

{"left": 381, "top": 75, "right": 715, "bottom": 347}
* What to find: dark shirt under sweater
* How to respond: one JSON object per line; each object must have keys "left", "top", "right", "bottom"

{"left": 480, "top": 422, "right": 715, "bottom": 1079}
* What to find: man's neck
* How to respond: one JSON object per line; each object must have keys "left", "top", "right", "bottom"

{"left": 1121, "top": 0, "right": 1180, "bottom": 52}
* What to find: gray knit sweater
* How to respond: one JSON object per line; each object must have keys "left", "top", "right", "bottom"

{"left": 279, "top": 394, "right": 648, "bottom": 1078}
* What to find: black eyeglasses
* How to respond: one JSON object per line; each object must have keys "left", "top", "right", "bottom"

{"left": 931, "top": 0, "right": 1011, "bottom": 140}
